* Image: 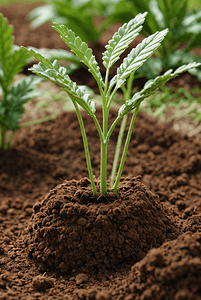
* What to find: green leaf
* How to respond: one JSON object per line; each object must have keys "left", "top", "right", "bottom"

{"left": 9, "top": 75, "right": 43, "bottom": 102}
{"left": 0, "top": 13, "right": 13, "bottom": 63}
{"left": 27, "top": 47, "right": 81, "bottom": 65}
{"left": 157, "top": 0, "right": 188, "bottom": 29}
{"left": 0, "top": 75, "right": 43, "bottom": 131}
{"left": 52, "top": 0, "right": 99, "bottom": 43}
{"left": 102, "top": 12, "right": 147, "bottom": 69}
{"left": 149, "top": 0, "right": 165, "bottom": 29}
{"left": 23, "top": 47, "right": 96, "bottom": 116}
{"left": 110, "top": 29, "right": 169, "bottom": 90}
{"left": 118, "top": 62, "right": 201, "bottom": 117}
{"left": 28, "top": 1, "right": 99, "bottom": 43}
{"left": 52, "top": 23, "right": 104, "bottom": 88}
{"left": 28, "top": 5, "right": 57, "bottom": 29}
{"left": 1, "top": 47, "right": 30, "bottom": 90}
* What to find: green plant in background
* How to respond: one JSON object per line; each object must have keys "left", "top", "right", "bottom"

{"left": 140, "top": 85, "right": 201, "bottom": 121}
{"left": 0, "top": 13, "right": 44, "bottom": 149}
{"left": 28, "top": 0, "right": 201, "bottom": 81}
{"left": 28, "top": 0, "right": 115, "bottom": 43}
{"left": 23, "top": 13, "right": 201, "bottom": 195}
{"left": 108, "top": 0, "right": 201, "bottom": 79}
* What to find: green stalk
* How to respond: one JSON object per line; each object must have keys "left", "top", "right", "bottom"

{"left": 112, "top": 104, "right": 140, "bottom": 193}
{"left": 110, "top": 114, "right": 127, "bottom": 187}
{"left": 72, "top": 100, "right": 97, "bottom": 195}
{"left": 0, "top": 125, "right": 6, "bottom": 149}
{"left": 99, "top": 68, "right": 110, "bottom": 195}
{"left": 110, "top": 72, "right": 135, "bottom": 188}
{"left": 100, "top": 140, "right": 108, "bottom": 194}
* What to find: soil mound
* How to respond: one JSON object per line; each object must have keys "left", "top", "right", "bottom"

{"left": 107, "top": 231, "right": 201, "bottom": 300}
{"left": 75, "top": 231, "right": 201, "bottom": 300}
{"left": 24, "top": 176, "right": 178, "bottom": 274}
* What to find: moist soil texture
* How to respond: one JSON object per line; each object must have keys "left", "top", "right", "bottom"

{"left": 1, "top": 3, "right": 201, "bottom": 300}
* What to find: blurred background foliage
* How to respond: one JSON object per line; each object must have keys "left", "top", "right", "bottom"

{"left": 1, "top": 0, "right": 201, "bottom": 121}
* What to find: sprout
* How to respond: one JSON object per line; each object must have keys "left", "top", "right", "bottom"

{"left": 22, "top": 12, "right": 201, "bottom": 195}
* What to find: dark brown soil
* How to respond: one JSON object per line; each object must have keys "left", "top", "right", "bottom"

{"left": 24, "top": 176, "right": 177, "bottom": 275}
{"left": 1, "top": 3, "right": 201, "bottom": 300}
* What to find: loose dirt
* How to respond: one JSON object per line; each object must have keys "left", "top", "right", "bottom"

{"left": 1, "top": 3, "right": 201, "bottom": 300}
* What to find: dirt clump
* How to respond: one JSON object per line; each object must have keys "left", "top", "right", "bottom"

{"left": 24, "top": 176, "right": 178, "bottom": 275}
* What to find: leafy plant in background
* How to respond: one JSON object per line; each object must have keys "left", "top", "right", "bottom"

{"left": 0, "top": 12, "right": 83, "bottom": 149}
{"left": 0, "top": 13, "right": 44, "bottom": 149}
{"left": 28, "top": 0, "right": 201, "bottom": 81}
{"left": 108, "top": 0, "right": 201, "bottom": 79}
{"left": 28, "top": 0, "right": 116, "bottom": 43}
{"left": 23, "top": 13, "right": 201, "bottom": 195}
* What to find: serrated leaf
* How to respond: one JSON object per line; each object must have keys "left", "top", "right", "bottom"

{"left": 9, "top": 75, "right": 43, "bottom": 101}
{"left": 1, "top": 47, "right": 30, "bottom": 90}
{"left": 23, "top": 47, "right": 96, "bottom": 116}
{"left": 27, "top": 46, "right": 81, "bottom": 65}
{"left": 110, "top": 29, "right": 169, "bottom": 91}
{"left": 102, "top": 12, "right": 147, "bottom": 69}
{"left": 118, "top": 62, "right": 201, "bottom": 117}
{"left": 0, "top": 13, "right": 13, "bottom": 63}
{"left": 52, "top": 23, "right": 104, "bottom": 88}
{"left": 0, "top": 75, "right": 43, "bottom": 131}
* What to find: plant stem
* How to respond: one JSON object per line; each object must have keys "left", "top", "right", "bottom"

{"left": 73, "top": 100, "right": 97, "bottom": 195}
{"left": 110, "top": 114, "right": 127, "bottom": 187}
{"left": 100, "top": 140, "right": 108, "bottom": 194}
{"left": 0, "top": 125, "right": 6, "bottom": 149}
{"left": 110, "top": 72, "right": 134, "bottom": 188}
{"left": 112, "top": 104, "right": 140, "bottom": 193}
{"left": 99, "top": 71, "right": 111, "bottom": 195}
{"left": 100, "top": 93, "right": 108, "bottom": 194}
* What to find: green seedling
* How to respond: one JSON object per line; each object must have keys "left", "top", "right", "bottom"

{"left": 22, "top": 12, "right": 201, "bottom": 195}
{"left": 0, "top": 13, "right": 44, "bottom": 149}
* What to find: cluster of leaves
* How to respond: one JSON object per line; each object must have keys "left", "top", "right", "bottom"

{"left": 28, "top": 0, "right": 201, "bottom": 81}
{"left": 23, "top": 13, "right": 201, "bottom": 195}
{"left": 0, "top": 14, "right": 43, "bottom": 149}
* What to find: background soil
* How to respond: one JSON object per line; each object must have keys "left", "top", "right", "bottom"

{"left": 1, "top": 3, "right": 201, "bottom": 300}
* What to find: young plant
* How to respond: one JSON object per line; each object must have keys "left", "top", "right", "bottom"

{"left": 0, "top": 13, "right": 43, "bottom": 149}
{"left": 22, "top": 12, "right": 201, "bottom": 195}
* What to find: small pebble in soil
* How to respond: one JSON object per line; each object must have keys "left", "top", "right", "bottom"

{"left": 75, "top": 273, "right": 88, "bottom": 285}
{"left": 32, "top": 275, "right": 54, "bottom": 291}
{"left": 0, "top": 204, "right": 9, "bottom": 214}
{"left": 3, "top": 236, "right": 11, "bottom": 243}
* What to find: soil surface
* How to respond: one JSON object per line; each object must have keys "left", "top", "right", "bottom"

{"left": 1, "top": 3, "right": 201, "bottom": 300}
